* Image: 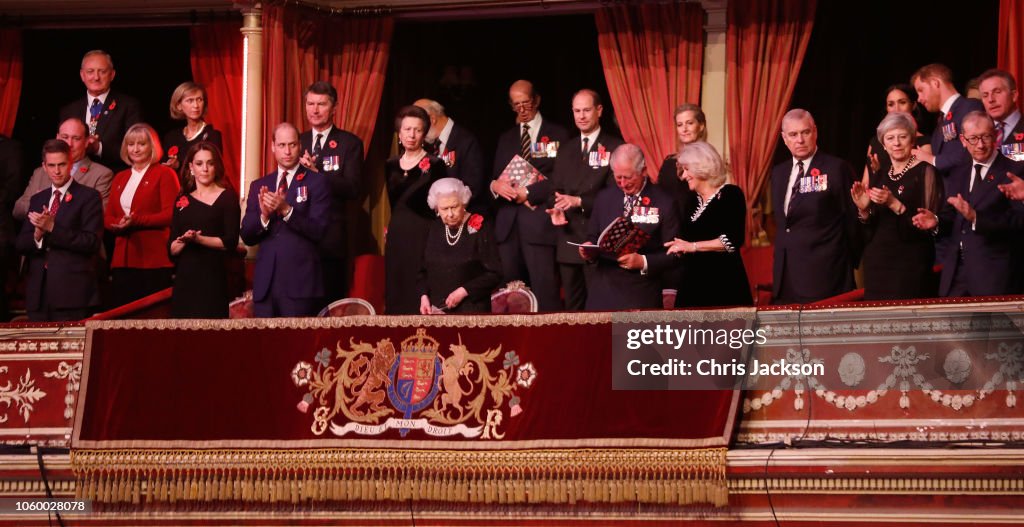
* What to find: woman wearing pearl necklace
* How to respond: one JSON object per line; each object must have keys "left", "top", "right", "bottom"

{"left": 851, "top": 112, "right": 942, "bottom": 300}
{"left": 417, "top": 178, "right": 501, "bottom": 314}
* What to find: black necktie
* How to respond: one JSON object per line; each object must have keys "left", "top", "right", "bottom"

{"left": 520, "top": 124, "right": 532, "bottom": 160}
{"left": 787, "top": 160, "right": 804, "bottom": 216}
{"left": 970, "top": 163, "right": 983, "bottom": 195}
{"left": 278, "top": 171, "right": 289, "bottom": 194}
{"left": 313, "top": 133, "right": 323, "bottom": 157}
{"left": 582, "top": 136, "right": 589, "bottom": 160}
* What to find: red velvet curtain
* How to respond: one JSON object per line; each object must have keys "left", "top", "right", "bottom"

{"left": 263, "top": 4, "right": 393, "bottom": 167}
{"left": 998, "top": 0, "right": 1024, "bottom": 98}
{"left": 0, "top": 29, "right": 23, "bottom": 137}
{"left": 595, "top": 3, "right": 704, "bottom": 182}
{"left": 726, "top": 0, "right": 816, "bottom": 241}
{"left": 190, "top": 21, "right": 244, "bottom": 192}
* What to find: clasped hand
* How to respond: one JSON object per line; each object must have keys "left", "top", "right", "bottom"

{"left": 27, "top": 210, "right": 55, "bottom": 240}
{"left": 258, "top": 186, "right": 290, "bottom": 220}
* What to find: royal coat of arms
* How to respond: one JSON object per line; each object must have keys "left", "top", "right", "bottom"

{"left": 291, "top": 328, "right": 536, "bottom": 439}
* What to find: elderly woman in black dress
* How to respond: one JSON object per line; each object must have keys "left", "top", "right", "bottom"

{"left": 162, "top": 82, "right": 223, "bottom": 179}
{"left": 664, "top": 141, "right": 752, "bottom": 307}
{"left": 851, "top": 112, "right": 941, "bottom": 300}
{"left": 385, "top": 105, "right": 447, "bottom": 314}
{"left": 168, "top": 142, "right": 240, "bottom": 318}
{"left": 417, "top": 178, "right": 501, "bottom": 314}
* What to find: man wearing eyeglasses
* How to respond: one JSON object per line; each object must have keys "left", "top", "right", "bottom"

{"left": 489, "top": 79, "right": 568, "bottom": 311}
{"left": 913, "top": 111, "right": 1024, "bottom": 297}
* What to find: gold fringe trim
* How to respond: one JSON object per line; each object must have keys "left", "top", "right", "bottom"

{"left": 71, "top": 448, "right": 728, "bottom": 507}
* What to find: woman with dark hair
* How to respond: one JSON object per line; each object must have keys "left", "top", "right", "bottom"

{"left": 384, "top": 105, "right": 447, "bottom": 314}
{"left": 105, "top": 123, "right": 180, "bottom": 307}
{"left": 168, "top": 142, "right": 240, "bottom": 318}
{"left": 162, "top": 82, "right": 223, "bottom": 177}
{"left": 866, "top": 84, "right": 931, "bottom": 175}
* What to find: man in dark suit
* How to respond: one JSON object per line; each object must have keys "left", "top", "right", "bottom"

{"left": 581, "top": 144, "right": 678, "bottom": 311}
{"left": 978, "top": 69, "right": 1022, "bottom": 158}
{"left": 295, "top": 81, "right": 364, "bottom": 307}
{"left": 914, "top": 112, "right": 1024, "bottom": 297}
{"left": 535, "top": 89, "right": 623, "bottom": 310}
{"left": 414, "top": 98, "right": 488, "bottom": 215}
{"left": 16, "top": 140, "right": 103, "bottom": 321}
{"left": 771, "top": 109, "right": 857, "bottom": 305}
{"left": 490, "top": 79, "right": 568, "bottom": 311}
{"left": 911, "top": 64, "right": 985, "bottom": 188}
{"left": 241, "top": 123, "right": 331, "bottom": 317}
{"left": 14, "top": 118, "right": 113, "bottom": 220}
{"left": 58, "top": 50, "right": 142, "bottom": 173}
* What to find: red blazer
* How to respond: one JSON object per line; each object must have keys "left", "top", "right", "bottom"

{"left": 104, "top": 163, "right": 180, "bottom": 269}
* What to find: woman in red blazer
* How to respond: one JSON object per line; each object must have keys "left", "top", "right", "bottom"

{"left": 104, "top": 123, "right": 180, "bottom": 307}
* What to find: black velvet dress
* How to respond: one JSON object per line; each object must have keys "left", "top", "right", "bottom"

{"left": 417, "top": 216, "right": 502, "bottom": 313}
{"left": 673, "top": 184, "right": 752, "bottom": 308}
{"left": 384, "top": 155, "right": 446, "bottom": 314}
{"left": 168, "top": 189, "right": 240, "bottom": 318}
{"left": 860, "top": 160, "right": 941, "bottom": 300}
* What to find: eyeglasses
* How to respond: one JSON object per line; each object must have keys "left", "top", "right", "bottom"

{"left": 510, "top": 101, "right": 534, "bottom": 111}
{"left": 963, "top": 134, "right": 995, "bottom": 145}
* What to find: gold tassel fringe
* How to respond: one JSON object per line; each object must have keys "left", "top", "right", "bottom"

{"left": 71, "top": 448, "right": 728, "bottom": 507}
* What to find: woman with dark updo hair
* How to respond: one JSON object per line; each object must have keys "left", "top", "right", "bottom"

{"left": 384, "top": 105, "right": 448, "bottom": 314}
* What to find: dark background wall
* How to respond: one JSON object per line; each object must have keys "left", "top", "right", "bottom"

{"left": 8, "top": 3, "right": 1001, "bottom": 195}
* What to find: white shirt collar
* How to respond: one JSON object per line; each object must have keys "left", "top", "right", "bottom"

{"left": 791, "top": 149, "right": 817, "bottom": 169}
{"left": 51, "top": 179, "right": 73, "bottom": 197}
{"left": 438, "top": 118, "right": 455, "bottom": 148}
{"left": 940, "top": 93, "right": 961, "bottom": 116}
{"left": 581, "top": 127, "right": 601, "bottom": 150}
{"left": 311, "top": 124, "right": 333, "bottom": 139}
{"left": 975, "top": 150, "right": 999, "bottom": 169}
{"left": 521, "top": 112, "right": 543, "bottom": 142}
{"left": 277, "top": 165, "right": 299, "bottom": 182}
{"left": 88, "top": 91, "right": 110, "bottom": 106}
{"left": 130, "top": 164, "right": 149, "bottom": 178}
{"left": 1000, "top": 110, "right": 1021, "bottom": 135}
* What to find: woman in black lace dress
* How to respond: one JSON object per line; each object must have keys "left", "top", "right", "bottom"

{"left": 417, "top": 178, "right": 501, "bottom": 314}
{"left": 852, "top": 112, "right": 942, "bottom": 300}
{"left": 385, "top": 105, "right": 447, "bottom": 314}
{"left": 664, "top": 141, "right": 752, "bottom": 307}
{"left": 168, "top": 142, "right": 240, "bottom": 318}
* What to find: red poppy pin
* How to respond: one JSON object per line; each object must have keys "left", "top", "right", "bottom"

{"left": 419, "top": 157, "right": 431, "bottom": 172}
{"left": 810, "top": 168, "right": 821, "bottom": 176}
{"left": 945, "top": 111, "right": 952, "bottom": 121}
{"left": 64, "top": 193, "right": 72, "bottom": 203}
{"left": 167, "top": 146, "right": 179, "bottom": 157}
{"left": 598, "top": 144, "right": 606, "bottom": 154}
{"left": 79, "top": 165, "right": 88, "bottom": 174}
{"left": 467, "top": 213, "right": 484, "bottom": 233}
{"left": 987, "top": 174, "right": 994, "bottom": 182}
{"left": 295, "top": 171, "right": 305, "bottom": 181}
{"left": 898, "top": 185, "right": 905, "bottom": 195}
{"left": 641, "top": 196, "right": 651, "bottom": 206}
{"left": 176, "top": 196, "right": 188, "bottom": 210}
{"left": 328, "top": 140, "right": 337, "bottom": 149}
{"left": 540, "top": 136, "right": 550, "bottom": 144}
{"left": 1016, "top": 133, "right": 1024, "bottom": 141}
{"left": 108, "top": 101, "right": 117, "bottom": 111}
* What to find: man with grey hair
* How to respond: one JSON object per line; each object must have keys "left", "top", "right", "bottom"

{"left": 770, "top": 109, "right": 857, "bottom": 304}
{"left": 977, "top": 69, "right": 1022, "bottom": 155}
{"left": 581, "top": 144, "right": 678, "bottom": 310}
{"left": 414, "top": 98, "right": 487, "bottom": 214}
{"left": 58, "top": 50, "right": 142, "bottom": 173}
{"left": 914, "top": 110, "right": 1024, "bottom": 296}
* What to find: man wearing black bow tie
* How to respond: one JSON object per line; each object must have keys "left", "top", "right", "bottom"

{"left": 58, "top": 50, "right": 142, "bottom": 173}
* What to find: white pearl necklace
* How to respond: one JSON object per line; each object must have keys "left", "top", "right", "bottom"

{"left": 445, "top": 220, "right": 465, "bottom": 246}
